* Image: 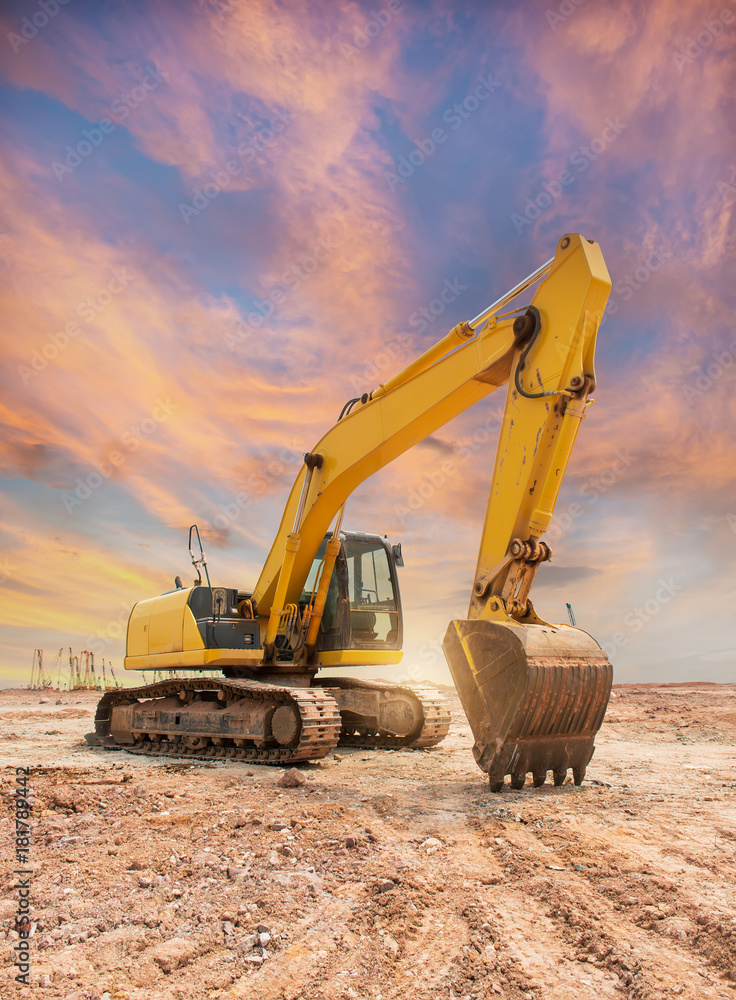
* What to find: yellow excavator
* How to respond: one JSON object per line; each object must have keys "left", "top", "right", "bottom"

{"left": 88, "top": 233, "right": 613, "bottom": 791}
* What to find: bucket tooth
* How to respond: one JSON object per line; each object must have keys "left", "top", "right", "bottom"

{"left": 532, "top": 771, "right": 546, "bottom": 788}
{"left": 443, "top": 617, "right": 612, "bottom": 790}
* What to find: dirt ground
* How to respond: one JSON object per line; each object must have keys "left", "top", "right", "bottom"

{"left": 1, "top": 681, "right": 735, "bottom": 1000}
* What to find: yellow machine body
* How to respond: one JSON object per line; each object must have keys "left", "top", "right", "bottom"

{"left": 99, "top": 233, "right": 613, "bottom": 788}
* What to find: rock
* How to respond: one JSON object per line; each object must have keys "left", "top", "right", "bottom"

{"left": 257, "top": 924, "right": 271, "bottom": 934}
{"left": 421, "top": 837, "right": 442, "bottom": 850}
{"left": 267, "top": 851, "right": 281, "bottom": 866}
{"left": 56, "top": 699, "right": 63, "bottom": 705}
{"left": 259, "top": 932, "right": 272, "bottom": 946}
{"left": 345, "top": 835, "right": 356, "bottom": 849}
{"left": 128, "top": 860, "right": 145, "bottom": 871}
{"left": 149, "top": 937, "right": 199, "bottom": 973}
{"left": 244, "top": 953, "right": 264, "bottom": 965}
{"left": 277, "top": 768, "right": 306, "bottom": 788}
{"left": 52, "top": 787, "right": 75, "bottom": 810}
{"left": 383, "top": 934, "right": 399, "bottom": 956}
{"left": 138, "top": 876, "right": 153, "bottom": 888}
{"left": 191, "top": 851, "right": 218, "bottom": 867}
{"left": 227, "top": 867, "right": 247, "bottom": 879}
{"left": 482, "top": 944, "right": 497, "bottom": 967}
{"left": 39, "top": 697, "right": 50, "bottom": 704}
{"left": 376, "top": 879, "right": 395, "bottom": 893}
{"left": 209, "top": 971, "right": 233, "bottom": 989}
{"left": 237, "top": 933, "right": 260, "bottom": 952}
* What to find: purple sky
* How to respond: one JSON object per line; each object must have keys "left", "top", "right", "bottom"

{"left": 1, "top": 0, "right": 735, "bottom": 687}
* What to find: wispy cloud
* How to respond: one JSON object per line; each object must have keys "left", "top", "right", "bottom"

{"left": 0, "top": 0, "right": 733, "bottom": 685}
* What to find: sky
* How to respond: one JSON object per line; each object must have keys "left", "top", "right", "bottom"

{"left": 0, "top": 0, "right": 734, "bottom": 689}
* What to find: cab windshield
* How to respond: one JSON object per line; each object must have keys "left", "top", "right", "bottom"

{"left": 300, "top": 535, "right": 399, "bottom": 647}
{"left": 344, "top": 537, "right": 399, "bottom": 645}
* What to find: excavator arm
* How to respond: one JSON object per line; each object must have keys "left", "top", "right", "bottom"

{"left": 254, "top": 233, "right": 609, "bottom": 627}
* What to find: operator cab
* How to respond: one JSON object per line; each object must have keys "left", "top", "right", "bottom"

{"left": 300, "top": 531, "right": 403, "bottom": 652}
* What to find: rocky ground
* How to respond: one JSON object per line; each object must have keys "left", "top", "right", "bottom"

{"left": 1, "top": 682, "right": 735, "bottom": 1000}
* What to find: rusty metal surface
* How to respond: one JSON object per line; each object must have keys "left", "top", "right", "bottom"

{"left": 321, "top": 677, "right": 451, "bottom": 749}
{"left": 443, "top": 618, "right": 612, "bottom": 791}
{"left": 87, "top": 674, "right": 452, "bottom": 762}
{"left": 87, "top": 677, "right": 342, "bottom": 763}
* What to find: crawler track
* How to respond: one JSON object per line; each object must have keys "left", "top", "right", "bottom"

{"left": 326, "top": 678, "right": 452, "bottom": 749}
{"left": 87, "top": 677, "right": 342, "bottom": 764}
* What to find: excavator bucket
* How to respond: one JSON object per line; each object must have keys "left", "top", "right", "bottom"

{"left": 443, "top": 618, "right": 612, "bottom": 791}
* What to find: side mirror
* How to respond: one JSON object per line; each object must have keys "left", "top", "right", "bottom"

{"left": 392, "top": 543, "right": 404, "bottom": 568}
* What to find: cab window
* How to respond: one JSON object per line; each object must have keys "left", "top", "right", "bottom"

{"left": 344, "top": 537, "right": 399, "bottom": 646}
